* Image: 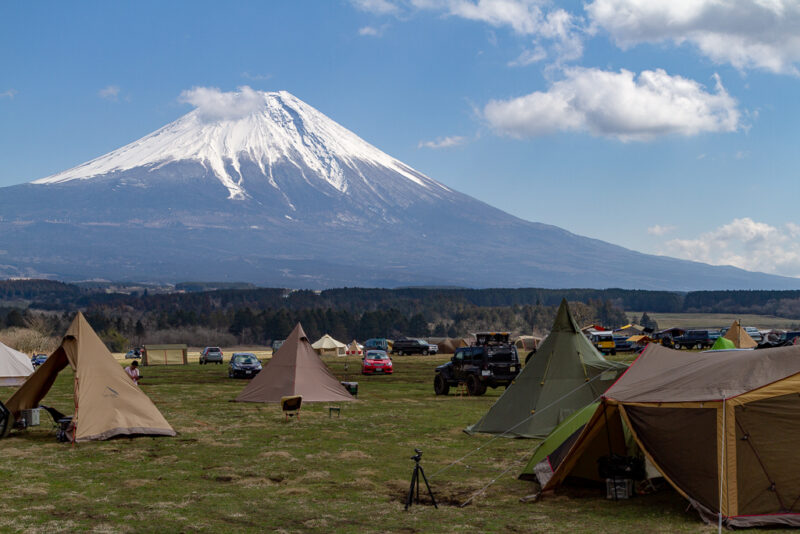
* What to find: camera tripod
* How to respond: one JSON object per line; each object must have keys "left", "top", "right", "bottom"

{"left": 405, "top": 448, "right": 437, "bottom": 510}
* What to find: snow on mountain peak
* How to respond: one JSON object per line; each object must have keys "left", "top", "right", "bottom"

{"left": 33, "top": 88, "right": 447, "bottom": 200}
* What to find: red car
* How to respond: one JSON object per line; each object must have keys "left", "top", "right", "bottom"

{"left": 362, "top": 350, "right": 393, "bottom": 375}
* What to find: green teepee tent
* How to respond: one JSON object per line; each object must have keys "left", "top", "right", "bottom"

{"left": 465, "top": 299, "right": 628, "bottom": 438}
{"left": 710, "top": 336, "right": 736, "bottom": 350}
{"left": 519, "top": 401, "right": 599, "bottom": 485}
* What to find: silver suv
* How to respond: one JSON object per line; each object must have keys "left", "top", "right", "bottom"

{"left": 199, "top": 346, "right": 223, "bottom": 365}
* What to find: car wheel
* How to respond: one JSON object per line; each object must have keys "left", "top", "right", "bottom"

{"left": 466, "top": 375, "right": 484, "bottom": 396}
{"left": 228, "top": 371, "right": 233, "bottom": 378}
{"left": 422, "top": 350, "right": 428, "bottom": 356}
{"left": 674, "top": 343, "right": 681, "bottom": 350}
{"left": 397, "top": 350, "right": 403, "bottom": 356}
{"left": 434, "top": 374, "right": 450, "bottom": 395}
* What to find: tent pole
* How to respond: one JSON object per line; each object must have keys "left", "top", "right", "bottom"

{"left": 718, "top": 400, "right": 725, "bottom": 533}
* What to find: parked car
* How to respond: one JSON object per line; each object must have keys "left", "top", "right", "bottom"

{"left": 613, "top": 335, "right": 634, "bottom": 352}
{"left": 434, "top": 332, "right": 520, "bottom": 396}
{"left": 391, "top": 338, "right": 438, "bottom": 356}
{"left": 31, "top": 354, "right": 47, "bottom": 368}
{"left": 673, "top": 330, "right": 718, "bottom": 350}
{"left": 361, "top": 350, "right": 393, "bottom": 375}
{"left": 124, "top": 347, "right": 142, "bottom": 359}
{"left": 228, "top": 352, "right": 262, "bottom": 378}
{"left": 363, "top": 338, "right": 390, "bottom": 352}
{"left": 199, "top": 346, "right": 223, "bottom": 364}
{"left": 744, "top": 327, "right": 763, "bottom": 343}
{"left": 588, "top": 331, "right": 616, "bottom": 355}
{"left": 271, "top": 340, "right": 285, "bottom": 351}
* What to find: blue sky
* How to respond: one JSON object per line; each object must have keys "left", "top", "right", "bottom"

{"left": 2, "top": 1, "right": 800, "bottom": 277}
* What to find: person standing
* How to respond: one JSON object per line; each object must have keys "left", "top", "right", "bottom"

{"left": 125, "top": 360, "right": 140, "bottom": 385}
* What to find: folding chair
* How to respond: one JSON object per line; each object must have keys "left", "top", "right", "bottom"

{"left": 281, "top": 395, "right": 302, "bottom": 422}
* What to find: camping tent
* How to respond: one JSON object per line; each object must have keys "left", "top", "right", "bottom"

{"left": 514, "top": 336, "right": 541, "bottom": 351}
{"left": 142, "top": 344, "right": 188, "bottom": 365}
{"left": 345, "top": 340, "right": 362, "bottom": 356}
{"left": 235, "top": 323, "right": 354, "bottom": 403}
{"left": 435, "top": 337, "right": 468, "bottom": 354}
{"left": 614, "top": 324, "right": 644, "bottom": 337}
{"left": 723, "top": 320, "right": 757, "bottom": 349}
{"left": 465, "top": 299, "right": 628, "bottom": 438}
{"left": 710, "top": 336, "right": 736, "bottom": 350}
{"left": 311, "top": 334, "right": 346, "bottom": 357}
{"left": 627, "top": 335, "right": 654, "bottom": 348}
{"left": 539, "top": 343, "right": 800, "bottom": 528}
{"left": 519, "top": 401, "right": 599, "bottom": 486}
{"left": 5, "top": 313, "right": 175, "bottom": 441}
{"left": 0, "top": 341, "right": 34, "bottom": 387}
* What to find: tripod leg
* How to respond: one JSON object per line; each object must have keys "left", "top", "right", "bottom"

{"left": 418, "top": 466, "right": 438, "bottom": 509}
{"left": 405, "top": 466, "right": 418, "bottom": 510}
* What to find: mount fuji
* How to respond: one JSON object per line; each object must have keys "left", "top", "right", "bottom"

{"left": 0, "top": 89, "right": 797, "bottom": 290}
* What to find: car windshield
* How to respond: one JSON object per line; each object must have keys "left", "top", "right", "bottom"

{"left": 367, "top": 351, "right": 387, "bottom": 359}
{"left": 233, "top": 354, "right": 258, "bottom": 364}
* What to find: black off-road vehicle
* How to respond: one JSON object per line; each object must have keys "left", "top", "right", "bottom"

{"left": 433, "top": 332, "right": 520, "bottom": 396}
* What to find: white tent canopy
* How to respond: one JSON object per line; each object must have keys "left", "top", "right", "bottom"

{"left": 0, "top": 341, "right": 34, "bottom": 386}
{"left": 311, "top": 334, "right": 346, "bottom": 356}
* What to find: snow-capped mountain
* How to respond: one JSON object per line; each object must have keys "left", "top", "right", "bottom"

{"left": 35, "top": 91, "right": 448, "bottom": 204}
{"left": 1, "top": 89, "right": 799, "bottom": 290}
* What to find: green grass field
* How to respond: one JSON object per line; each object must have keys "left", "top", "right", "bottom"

{"left": 1, "top": 354, "right": 719, "bottom": 533}
{"left": 627, "top": 312, "right": 800, "bottom": 330}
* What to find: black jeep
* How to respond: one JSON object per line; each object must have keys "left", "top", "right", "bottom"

{"left": 433, "top": 332, "right": 520, "bottom": 396}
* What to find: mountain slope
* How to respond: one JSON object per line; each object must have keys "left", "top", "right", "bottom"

{"left": 1, "top": 90, "right": 798, "bottom": 291}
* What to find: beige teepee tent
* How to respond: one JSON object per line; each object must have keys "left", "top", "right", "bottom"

{"left": 723, "top": 320, "right": 758, "bottom": 349}
{"left": 5, "top": 313, "right": 175, "bottom": 441}
{"left": 235, "top": 323, "right": 354, "bottom": 403}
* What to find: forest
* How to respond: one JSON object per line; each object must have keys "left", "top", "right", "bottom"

{"left": 2, "top": 280, "right": 800, "bottom": 352}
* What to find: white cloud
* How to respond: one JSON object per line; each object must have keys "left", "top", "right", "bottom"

{"left": 179, "top": 85, "right": 264, "bottom": 121}
{"left": 353, "top": 0, "right": 584, "bottom": 63}
{"left": 647, "top": 224, "right": 676, "bottom": 236}
{"left": 98, "top": 85, "right": 120, "bottom": 101}
{"left": 242, "top": 71, "right": 272, "bottom": 81}
{"left": 418, "top": 135, "right": 467, "bottom": 149}
{"left": 483, "top": 67, "right": 741, "bottom": 141}
{"left": 351, "top": 0, "right": 400, "bottom": 15}
{"left": 587, "top": 0, "right": 800, "bottom": 75}
{"left": 0, "top": 89, "right": 17, "bottom": 99}
{"left": 508, "top": 45, "right": 546, "bottom": 66}
{"left": 664, "top": 218, "right": 800, "bottom": 277}
{"left": 359, "top": 25, "right": 382, "bottom": 36}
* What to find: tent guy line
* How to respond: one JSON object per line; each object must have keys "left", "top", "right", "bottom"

{"left": 428, "top": 374, "right": 606, "bottom": 481}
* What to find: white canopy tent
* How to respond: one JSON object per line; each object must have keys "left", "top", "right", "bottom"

{"left": 0, "top": 341, "right": 34, "bottom": 386}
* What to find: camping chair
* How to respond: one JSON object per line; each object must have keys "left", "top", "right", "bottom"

{"left": 40, "top": 405, "right": 73, "bottom": 442}
{"left": 281, "top": 395, "right": 302, "bottom": 422}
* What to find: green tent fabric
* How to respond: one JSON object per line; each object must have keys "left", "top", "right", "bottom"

{"left": 519, "top": 401, "right": 599, "bottom": 484}
{"left": 710, "top": 336, "right": 736, "bottom": 350}
{"left": 465, "top": 299, "right": 628, "bottom": 438}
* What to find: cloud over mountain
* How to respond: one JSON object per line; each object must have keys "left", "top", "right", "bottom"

{"left": 483, "top": 67, "right": 741, "bottom": 141}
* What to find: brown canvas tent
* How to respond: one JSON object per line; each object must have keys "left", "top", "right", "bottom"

{"left": 541, "top": 343, "right": 800, "bottom": 528}
{"left": 5, "top": 313, "right": 175, "bottom": 442}
{"left": 514, "top": 335, "right": 541, "bottom": 351}
{"left": 142, "top": 344, "right": 188, "bottom": 365}
{"left": 235, "top": 323, "right": 354, "bottom": 403}
{"left": 723, "top": 320, "right": 757, "bottom": 349}
{"left": 435, "top": 337, "right": 468, "bottom": 354}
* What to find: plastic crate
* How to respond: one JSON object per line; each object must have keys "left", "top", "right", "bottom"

{"left": 606, "top": 478, "right": 633, "bottom": 499}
